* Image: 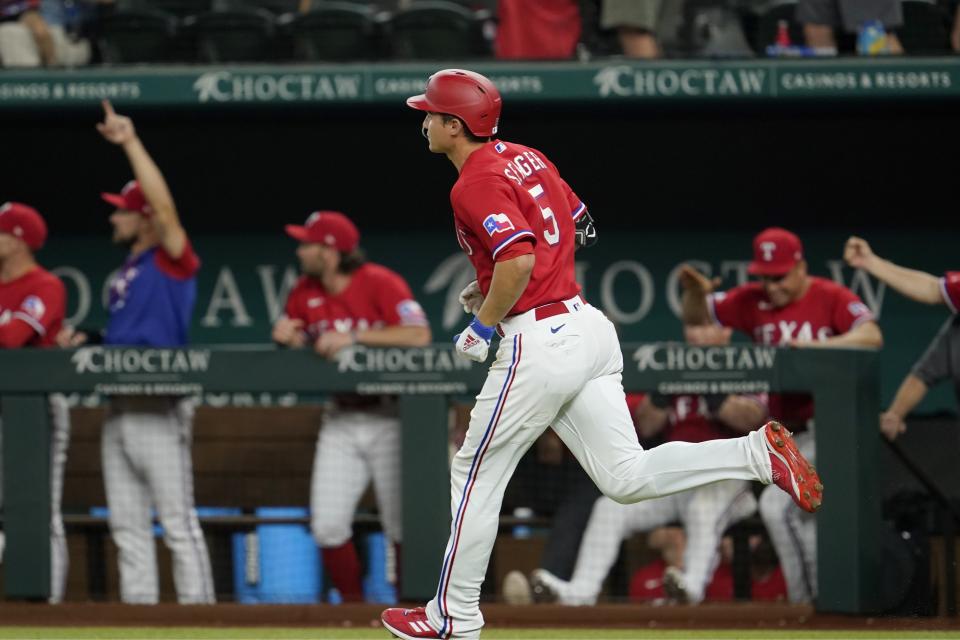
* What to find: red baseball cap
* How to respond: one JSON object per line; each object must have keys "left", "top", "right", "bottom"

{"left": 285, "top": 211, "right": 359, "bottom": 253}
{"left": 0, "top": 201, "right": 47, "bottom": 250}
{"left": 101, "top": 180, "right": 152, "bottom": 216}
{"left": 748, "top": 227, "right": 804, "bottom": 276}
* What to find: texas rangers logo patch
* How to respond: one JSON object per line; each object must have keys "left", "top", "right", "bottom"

{"left": 21, "top": 295, "right": 46, "bottom": 320}
{"left": 482, "top": 213, "right": 515, "bottom": 236}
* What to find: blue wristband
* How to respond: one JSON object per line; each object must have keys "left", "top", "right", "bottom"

{"left": 469, "top": 316, "right": 496, "bottom": 341}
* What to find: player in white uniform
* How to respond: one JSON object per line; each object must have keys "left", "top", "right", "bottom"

{"left": 380, "top": 69, "right": 822, "bottom": 640}
{"left": 273, "top": 211, "right": 431, "bottom": 600}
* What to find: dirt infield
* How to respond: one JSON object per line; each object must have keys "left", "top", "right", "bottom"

{"left": 0, "top": 603, "right": 958, "bottom": 632}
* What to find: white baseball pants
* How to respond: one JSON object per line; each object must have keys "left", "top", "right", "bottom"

{"left": 101, "top": 398, "right": 214, "bottom": 604}
{"left": 547, "top": 480, "right": 757, "bottom": 605}
{"left": 310, "top": 409, "right": 402, "bottom": 546}
{"left": 425, "top": 300, "right": 773, "bottom": 638}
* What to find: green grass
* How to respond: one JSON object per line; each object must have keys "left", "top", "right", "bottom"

{"left": 0, "top": 629, "right": 959, "bottom": 640}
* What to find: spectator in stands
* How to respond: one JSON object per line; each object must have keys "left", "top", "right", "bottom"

{"left": 797, "top": 0, "right": 904, "bottom": 54}
{"left": 844, "top": 236, "right": 959, "bottom": 441}
{"left": 601, "top": 0, "right": 661, "bottom": 58}
{"left": 520, "top": 324, "right": 765, "bottom": 606}
{"left": 495, "top": 0, "right": 581, "bottom": 59}
{"left": 680, "top": 227, "right": 883, "bottom": 605}
{"left": 0, "top": 0, "right": 55, "bottom": 66}
{"left": 39, "top": 0, "right": 93, "bottom": 66}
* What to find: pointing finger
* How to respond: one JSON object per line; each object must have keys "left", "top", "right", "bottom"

{"left": 102, "top": 99, "right": 115, "bottom": 117}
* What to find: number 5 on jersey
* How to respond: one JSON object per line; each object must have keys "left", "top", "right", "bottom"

{"left": 528, "top": 183, "right": 559, "bottom": 246}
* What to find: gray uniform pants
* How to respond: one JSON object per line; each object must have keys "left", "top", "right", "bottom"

{"left": 101, "top": 398, "right": 214, "bottom": 604}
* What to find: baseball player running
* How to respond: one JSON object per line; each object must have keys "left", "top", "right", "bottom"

{"left": 531, "top": 324, "right": 764, "bottom": 607}
{"left": 380, "top": 69, "right": 821, "bottom": 640}
{"left": 61, "top": 101, "right": 213, "bottom": 604}
{"left": 273, "top": 211, "right": 430, "bottom": 601}
{"left": 679, "top": 227, "right": 883, "bottom": 604}
{"left": 0, "top": 202, "right": 71, "bottom": 603}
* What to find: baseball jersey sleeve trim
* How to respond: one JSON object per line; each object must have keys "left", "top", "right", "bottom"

{"left": 571, "top": 202, "right": 587, "bottom": 221}
{"left": 491, "top": 230, "right": 536, "bottom": 259}
{"left": 12, "top": 310, "right": 46, "bottom": 336}
{"left": 940, "top": 277, "right": 958, "bottom": 313}
{"left": 850, "top": 312, "right": 877, "bottom": 329}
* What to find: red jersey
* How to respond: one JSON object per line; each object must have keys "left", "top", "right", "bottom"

{"left": 451, "top": 139, "right": 585, "bottom": 316}
{"left": 941, "top": 271, "right": 960, "bottom": 313}
{"left": 664, "top": 394, "right": 767, "bottom": 443}
{"left": 283, "top": 263, "right": 427, "bottom": 341}
{"left": 495, "top": 0, "right": 581, "bottom": 60}
{"left": 708, "top": 276, "right": 875, "bottom": 427}
{"left": 0, "top": 266, "right": 65, "bottom": 348}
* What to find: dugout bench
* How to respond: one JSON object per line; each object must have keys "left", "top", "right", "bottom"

{"left": 0, "top": 343, "right": 881, "bottom": 612}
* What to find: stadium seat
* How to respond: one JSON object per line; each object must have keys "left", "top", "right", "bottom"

{"left": 898, "top": 0, "right": 951, "bottom": 53}
{"left": 119, "top": 0, "right": 212, "bottom": 18}
{"left": 387, "top": 0, "right": 491, "bottom": 60}
{"left": 214, "top": 0, "right": 300, "bottom": 16}
{"left": 190, "top": 7, "right": 277, "bottom": 63}
{"left": 290, "top": 2, "right": 383, "bottom": 61}
{"left": 98, "top": 7, "right": 178, "bottom": 64}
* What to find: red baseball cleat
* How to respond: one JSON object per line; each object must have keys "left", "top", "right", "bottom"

{"left": 763, "top": 421, "right": 823, "bottom": 513}
{"left": 381, "top": 607, "right": 442, "bottom": 639}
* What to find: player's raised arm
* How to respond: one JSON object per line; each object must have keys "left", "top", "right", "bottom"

{"left": 844, "top": 236, "right": 942, "bottom": 305}
{"left": 97, "top": 100, "right": 187, "bottom": 259}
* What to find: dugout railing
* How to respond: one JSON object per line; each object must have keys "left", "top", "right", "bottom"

{"left": 0, "top": 343, "right": 880, "bottom": 613}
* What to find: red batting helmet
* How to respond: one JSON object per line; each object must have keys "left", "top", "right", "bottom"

{"left": 406, "top": 69, "right": 502, "bottom": 138}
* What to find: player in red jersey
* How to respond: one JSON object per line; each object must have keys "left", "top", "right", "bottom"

{"left": 380, "top": 69, "right": 821, "bottom": 640}
{"left": 679, "top": 227, "right": 882, "bottom": 605}
{"left": 273, "top": 210, "right": 431, "bottom": 601}
{"left": 0, "top": 201, "right": 72, "bottom": 603}
{"left": 0, "top": 202, "right": 63, "bottom": 347}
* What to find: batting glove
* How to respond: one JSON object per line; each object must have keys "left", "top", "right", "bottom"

{"left": 458, "top": 279, "right": 484, "bottom": 315}
{"left": 454, "top": 316, "right": 495, "bottom": 362}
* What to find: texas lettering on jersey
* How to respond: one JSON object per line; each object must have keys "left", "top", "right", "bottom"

{"left": 284, "top": 263, "right": 427, "bottom": 342}
{"left": 708, "top": 276, "right": 874, "bottom": 427}
{"left": 451, "top": 140, "right": 586, "bottom": 315}
{"left": 666, "top": 393, "right": 767, "bottom": 444}
{"left": 708, "top": 277, "right": 874, "bottom": 346}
